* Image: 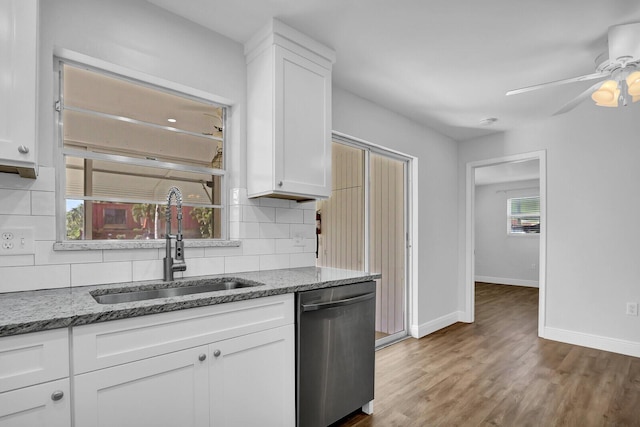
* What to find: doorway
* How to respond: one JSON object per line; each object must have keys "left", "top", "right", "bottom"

{"left": 465, "top": 151, "right": 547, "bottom": 336}
{"left": 317, "top": 135, "right": 412, "bottom": 347}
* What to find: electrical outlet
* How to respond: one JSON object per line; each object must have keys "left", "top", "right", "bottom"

{"left": 626, "top": 302, "right": 638, "bottom": 316}
{"left": 0, "top": 228, "right": 34, "bottom": 255}
{"left": 293, "top": 232, "right": 304, "bottom": 247}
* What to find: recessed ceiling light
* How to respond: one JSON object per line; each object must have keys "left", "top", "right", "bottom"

{"left": 167, "top": 118, "right": 177, "bottom": 123}
{"left": 479, "top": 117, "right": 498, "bottom": 126}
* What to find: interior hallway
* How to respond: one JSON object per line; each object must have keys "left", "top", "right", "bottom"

{"left": 335, "top": 283, "right": 640, "bottom": 426}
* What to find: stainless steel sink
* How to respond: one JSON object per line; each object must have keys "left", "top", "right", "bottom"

{"left": 91, "top": 278, "right": 261, "bottom": 304}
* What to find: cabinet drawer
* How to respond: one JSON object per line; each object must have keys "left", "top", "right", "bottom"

{"left": 0, "top": 329, "right": 69, "bottom": 393}
{"left": 73, "top": 294, "right": 293, "bottom": 374}
{"left": 0, "top": 378, "right": 70, "bottom": 427}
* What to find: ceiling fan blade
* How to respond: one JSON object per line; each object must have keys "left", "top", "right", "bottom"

{"left": 552, "top": 81, "right": 606, "bottom": 116}
{"left": 506, "top": 72, "right": 608, "bottom": 96}
{"left": 608, "top": 22, "right": 640, "bottom": 63}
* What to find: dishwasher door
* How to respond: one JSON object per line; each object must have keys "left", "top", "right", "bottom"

{"left": 296, "top": 281, "right": 376, "bottom": 427}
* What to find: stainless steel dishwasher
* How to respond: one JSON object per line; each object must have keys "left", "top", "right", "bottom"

{"left": 296, "top": 281, "right": 376, "bottom": 427}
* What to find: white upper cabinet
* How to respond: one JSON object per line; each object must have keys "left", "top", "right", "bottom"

{"left": 0, "top": 0, "right": 38, "bottom": 178}
{"left": 245, "top": 19, "right": 335, "bottom": 201}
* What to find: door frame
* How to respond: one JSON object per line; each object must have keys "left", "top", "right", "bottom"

{"left": 464, "top": 150, "right": 547, "bottom": 337}
{"left": 332, "top": 132, "right": 416, "bottom": 346}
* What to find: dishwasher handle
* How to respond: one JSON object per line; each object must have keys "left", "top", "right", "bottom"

{"left": 301, "top": 292, "right": 375, "bottom": 312}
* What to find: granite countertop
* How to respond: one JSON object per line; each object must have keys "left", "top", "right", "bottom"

{"left": 0, "top": 267, "right": 381, "bottom": 337}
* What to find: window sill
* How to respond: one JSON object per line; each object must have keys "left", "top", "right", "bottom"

{"left": 53, "top": 239, "right": 241, "bottom": 251}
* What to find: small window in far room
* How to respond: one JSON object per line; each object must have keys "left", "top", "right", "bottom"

{"left": 507, "top": 196, "right": 540, "bottom": 235}
{"left": 58, "top": 61, "right": 226, "bottom": 241}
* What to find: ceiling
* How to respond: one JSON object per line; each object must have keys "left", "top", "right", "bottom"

{"left": 147, "top": 0, "right": 640, "bottom": 141}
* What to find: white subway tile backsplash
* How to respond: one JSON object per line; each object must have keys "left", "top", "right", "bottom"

{"left": 225, "top": 255, "right": 259, "bottom": 273}
{"left": 239, "top": 222, "right": 260, "bottom": 238}
{"left": 290, "top": 252, "right": 317, "bottom": 268}
{"left": 294, "top": 200, "right": 317, "bottom": 210}
{"left": 259, "top": 254, "right": 290, "bottom": 271}
{"left": 229, "top": 205, "right": 241, "bottom": 221}
{"left": 103, "top": 248, "right": 160, "bottom": 262}
{"left": 276, "top": 208, "right": 303, "bottom": 224}
{"left": 0, "top": 264, "right": 70, "bottom": 293}
{"left": 242, "top": 239, "right": 276, "bottom": 255}
{"left": 259, "top": 223, "right": 290, "bottom": 239}
{"left": 229, "top": 221, "right": 240, "bottom": 239}
{"left": 204, "top": 245, "right": 243, "bottom": 257}
{"left": 31, "top": 191, "right": 56, "bottom": 216}
{"left": 35, "top": 241, "right": 102, "bottom": 265}
{"left": 71, "top": 261, "right": 132, "bottom": 287}
{"left": 304, "top": 209, "right": 316, "bottom": 224}
{"left": 291, "top": 223, "right": 316, "bottom": 239}
{"left": 132, "top": 259, "right": 164, "bottom": 282}
{"left": 275, "top": 239, "right": 304, "bottom": 254}
{"left": 0, "top": 254, "right": 34, "bottom": 267}
{"left": 0, "top": 186, "right": 327, "bottom": 292}
{"left": 259, "top": 197, "right": 291, "bottom": 208}
{"left": 184, "top": 256, "right": 225, "bottom": 277}
{"left": 242, "top": 205, "right": 275, "bottom": 223}
{"left": 0, "top": 215, "right": 56, "bottom": 240}
{"left": 0, "top": 189, "right": 30, "bottom": 215}
{"left": 303, "top": 238, "right": 316, "bottom": 253}
{"left": 183, "top": 247, "right": 205, "bottom": 258}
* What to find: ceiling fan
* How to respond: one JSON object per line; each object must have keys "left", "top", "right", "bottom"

{"left": 507, "top": 22, "right": 640, "bottom": 115}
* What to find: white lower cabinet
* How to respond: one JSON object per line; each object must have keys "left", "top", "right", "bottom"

{"left": 210, "top": 324, "right": 294, "bottom": 427}
{"left": 72, "top": 294, "right": 295, "bottom": 427}
{"left": 74, "top": 345, "right": 210, "bottom": 427}
{"left": 0, "top": 379, "right": 70, "bottom": 427}
{"left": 0, "top": 329, "right": 70, "bottom": 427}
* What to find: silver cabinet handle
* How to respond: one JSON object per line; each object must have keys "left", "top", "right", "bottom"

{"left": 198, "top": 353, "right": 207, "bottom": 362}
{"left": 51, "top": 390, "right": 64, "bottom": 401}
{"left": 213, "top": 349, "right": 221, "bottom": 357}
{"left": 17, "top": 145, "right": 29, "bottom": 154}
{"left": 277, "top": 181, "right": 283, "bottom": 187}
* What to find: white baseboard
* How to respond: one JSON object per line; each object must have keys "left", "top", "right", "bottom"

{"left": 475, "top": 275, "right": 539, "bottom": 288}
{"left": 410, "top": 311, "right": 464, "bottom": 338}
{"left": 543, "top": 326, "right": 640, "bottom": 358}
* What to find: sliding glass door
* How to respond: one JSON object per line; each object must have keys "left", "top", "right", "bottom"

{"left": 317, "top": 138, "right": 409, "bottom": 346}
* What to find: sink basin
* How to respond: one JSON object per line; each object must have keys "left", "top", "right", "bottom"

{"left": 92, "top": 278, "right": 261, "bottom": 304}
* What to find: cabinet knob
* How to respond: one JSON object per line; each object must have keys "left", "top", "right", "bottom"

{"left": 277, "top": 181, "right": 283, "bottom": 187}
{"left": 51, "top": 390, "right": 64, "bottom": 401}
{"left": 213, "top": 349, "right": 221, "bottom": 357}
{"left": 198, "top": 353, "right": 207, "bottom": 362}
{"left": 17, "top": 145, "right": 29, "bottom": 154}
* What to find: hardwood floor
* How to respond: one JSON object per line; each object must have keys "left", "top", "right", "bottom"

{"left": 334, "top": 283, "right": 640, "bottom": 427}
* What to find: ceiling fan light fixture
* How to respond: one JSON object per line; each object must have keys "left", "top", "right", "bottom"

{"left": 591, "top": 80, "right": 620, "bottom": 107}
{"left": 626, "top": 71, "right": 640, "bottom": 96}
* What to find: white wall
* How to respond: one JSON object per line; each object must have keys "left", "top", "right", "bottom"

{"left": 474, "top": 179, "right": 539, "bottom": 287}
{"left": 333, "top": 87, "right": 460, "bottom": 337}
{"left": 0, "top": 0, "right": 316, "bottom": 293}
{"left": 458, "top": 103, "right": 640, "bottom": 356}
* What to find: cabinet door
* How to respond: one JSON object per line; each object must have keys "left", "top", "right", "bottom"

{"left": 0, "top": 378, "right": 70, "bottom": 427}
{"left": 0, "top": 0, "right": 37, "bottom": 177}
{"left": 209, "top": 324, "right": 295, "bottom": 427}
{"left": 75, "top": 346, "right": 209, "bottom": 427}
{"left": 274, "top": 46, "right": 331, "bottom": 198}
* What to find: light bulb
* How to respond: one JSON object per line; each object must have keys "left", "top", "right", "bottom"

{"left": 591, "top": 80, "right": 619, "bottom": 107}
{"left": 626, "top": 71, "right": 640, "bottom": 97}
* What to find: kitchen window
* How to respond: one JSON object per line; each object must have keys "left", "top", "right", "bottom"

{"left": 507, "top": 196, "right": 540, "bottom": 235}
{"left": 58, "top": 62, "right": 226, "bottom": 241}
